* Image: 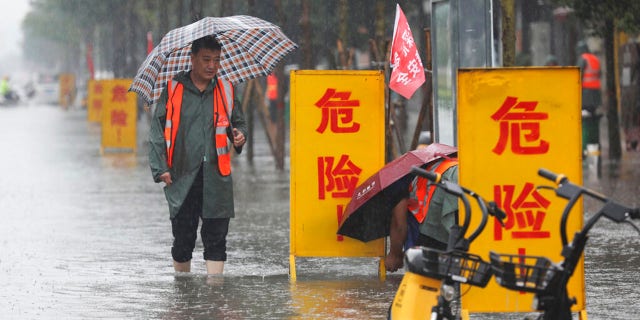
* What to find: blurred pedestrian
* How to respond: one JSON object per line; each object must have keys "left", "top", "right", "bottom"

{"left": 0, "top": 76, "right": 19, "bottom": 103}
{"left": 385, "top": 150, "right": 459, "bottom": 272}
{"left": 0, "top": 76, "right": 9, "bottom": 98}
{"left": 266, "top": 73, "right": 278, "bottom": 122}
{"left": 148, "top": 35, "right": 248, "bottom": 275}
{"left": 577, "top": 41, "right": 602, "bottom": 116}
{"left": 577, "top": 41, "right": 603, "bottom": 155}
{"left": 515, "top": 52, "right": 532, "bottom": 66}
{"left": 544, "top": 55, "right": 559, "bottom": 66}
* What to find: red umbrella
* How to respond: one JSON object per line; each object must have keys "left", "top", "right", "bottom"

{"left": 337, "top": 143, "right": 458, "bottom": 242}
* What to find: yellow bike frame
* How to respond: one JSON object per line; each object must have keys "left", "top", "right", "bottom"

{"left": 390, "top": 271, "right": 441, "bottom": 318}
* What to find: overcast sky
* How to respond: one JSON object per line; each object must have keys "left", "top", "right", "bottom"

{"left": 0, "top": 0, "right": 29, "bottom": 75}
{"left": 0, "top": 1, "right": 29, "bottom": 57}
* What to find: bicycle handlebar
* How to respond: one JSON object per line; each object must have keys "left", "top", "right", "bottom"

{"left": 410, "top": 166, "right": 506, "bottom": 249}
{"left": 490, "top": 168, "right": 640, "bottom": 319}
{"left": 411, "top": 166, "right": 470, "bottom": 250}
{"left": 412, "top": 166, "right": 440, "bottom": 183}
{"left": 537, "top": 168, "right": 640, "bottom": 246}
{"left": 487, "top": 200, "right": 507, "bottom": 224}
{"left": 537, "top": 168, "right": 567, "bottom": 185}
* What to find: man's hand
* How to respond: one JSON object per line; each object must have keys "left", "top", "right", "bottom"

{"left": 385, "top": 250, "right": 404, "bottom": 272}
{"left": 159, "top": 172, "right": 172, "bottom": 186}
{"left": 386, "top": 198, "right": 408, "bottom": 272}
{"left": 232, "top": 128, "right": 245, "bottom": 147}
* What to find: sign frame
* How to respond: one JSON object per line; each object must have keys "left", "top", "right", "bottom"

{"left": 289, "top": 70, "right": 386, "bottom": 280}
{"left": 456, "top": 67, "right": 585, "bottom": 315}
{"left": 100, "top": 79, "right": 137, "bottom": 154}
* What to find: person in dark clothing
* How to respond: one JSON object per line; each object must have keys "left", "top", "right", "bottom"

{"left": 385, "top": 156, "right": 459, "bottom": 272}
{"left": 577, "top": 41, "right": 602, "bottom": 116}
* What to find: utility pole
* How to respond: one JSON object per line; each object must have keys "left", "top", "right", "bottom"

{"left": 501, "top": 0, "right": 516, "bottom": 66}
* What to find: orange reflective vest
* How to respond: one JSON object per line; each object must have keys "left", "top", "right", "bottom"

{"left": 164, "top": 78, "right": 234, "bottom": 176}
{"left": 581, "top": 53, "right": 601, "bottom": 90}
{"left": 407, "top": 158, "right": 458, "bottom": 223}
{"left": 266, "top": 74, "right": 278, "bottom": 100}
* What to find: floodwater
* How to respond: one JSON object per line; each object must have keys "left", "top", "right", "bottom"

{"left": 0, "top": 104, "right": 638, "bottom": 319}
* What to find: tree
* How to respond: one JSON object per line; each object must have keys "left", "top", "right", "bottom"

{"left": 299, "top": 0, "right": 313, "bottom": 69}
{"left": 501, "top": 0, "right": 516, "bottom": 66}
{"left": 551, "top": 0, "right": 640, "bottom": 159}
{"left": 24, "top": 0, "right": 143, "bottom": 76}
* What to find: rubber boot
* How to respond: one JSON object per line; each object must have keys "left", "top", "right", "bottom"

{"left": 173, "top": 260, "right": 191, "bottom": 272}
{"left": 206, "top": 261, "right": 224, "bottom": 275}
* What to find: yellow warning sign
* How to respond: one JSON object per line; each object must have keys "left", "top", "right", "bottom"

{"left": 100, "top": 79, "right": 137, "bottom": 153}
{"left": 87, "top": 80, "right": 104, "bottom": 123}
{"left": 457, "top": 67, "right": 584, "bottom": 313}
{"left": 289, "top": 70, "right": 385, "bottom": 279}
{"left": 58, "top": 73, "right": 75, "bottom": 109}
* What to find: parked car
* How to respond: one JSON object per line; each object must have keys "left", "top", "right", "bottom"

{"left": 33, "top": 74, "right": 59, "bottom": 105}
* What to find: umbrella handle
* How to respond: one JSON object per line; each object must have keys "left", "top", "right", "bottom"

{"left": 226, "top": 123, "right": 243, "bottom": 154}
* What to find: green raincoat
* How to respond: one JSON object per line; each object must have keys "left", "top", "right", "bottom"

{"left": 148, "top": 71, "right": 247, "bottom": 219}
{"left": 418, "top": 163, "right": 459, "bottom": 244}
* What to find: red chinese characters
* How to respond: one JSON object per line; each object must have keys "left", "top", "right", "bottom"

{"left": 317, "top": 155, "right": 362, "bottom": 200}
{"left": 313, "top": 85, "right": 367, "bottom": 241}
{"left": 92, "top": 99, "right": 102, "bottom": 112}
{"left": 111, "top": 109, "right": 127, "bottom": 127}
{"left": 317, "top": 155, "right": 362, "bottom": 242}
{"left": 493, "top": 183, "right": 551, "bottom": 240}
{"left": 391, "top": 50, "right": 423, "bottom": 86}
{"left": 388, "top": 4, "right": 425, "bottom": 99}
{"left": 111, "top": 85, "right": 128, "bottom": 103}
{"left": 315, "top": 88, "right": 360, "bottom": 133}
{"left": 491, "top": 96, "right": 549, "bottom": 155}
{"left": 93, "top": 83, "right": 103, "bottom": 94}
{"left": 111, "top": 109, "right": 128, "bottom": 142}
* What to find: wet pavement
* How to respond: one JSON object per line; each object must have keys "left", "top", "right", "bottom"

{"left": 0, "top": 104, "right": 638, "bottom": 319}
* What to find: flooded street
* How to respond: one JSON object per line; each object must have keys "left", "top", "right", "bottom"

{"left": 0, "top": 104, "right": 639, "bottom": 319}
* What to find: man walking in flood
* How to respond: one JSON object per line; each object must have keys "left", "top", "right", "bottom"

{"left": 148, "top": 35, "right": 247, "bottom": 275}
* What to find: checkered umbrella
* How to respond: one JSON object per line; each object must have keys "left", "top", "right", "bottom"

{"left": 129, "top": 15, "right": 298, "bottom": 105}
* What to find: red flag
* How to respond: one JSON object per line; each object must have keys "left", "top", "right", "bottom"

{"left": 389, "top": 4, "right": 425, "bottom": 100}
{"left": 147, "top": 31, "right": 154, "bottom": 54}
{"left": 86, "top": 43, "right": 95, "bottom": 80}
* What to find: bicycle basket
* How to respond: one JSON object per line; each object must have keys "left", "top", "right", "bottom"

{"left": 489, "top": 251, "right": 557, "bottom": 293}
{"left": 405, "top": 247, "right": 493, "bottom": 287}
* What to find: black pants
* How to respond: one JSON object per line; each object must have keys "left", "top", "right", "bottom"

{"left": 416, "top": 233, "right": 447, "bottom": 251}
{"left": 171, "top": 167, "right": 230, "bottom": 262}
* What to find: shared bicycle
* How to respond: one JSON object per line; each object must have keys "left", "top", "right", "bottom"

{"left": 388, "top": 166, "right": 506, "bottom": 320}
{"left": 389, "top": 167, "right": 640, "bottom": 319}
{"left": 489, "top": 168, "right": 640, "bottom": 320}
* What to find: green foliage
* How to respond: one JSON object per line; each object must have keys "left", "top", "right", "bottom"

{"left": 551, "top": 0, "right": 640, "bottom": 36}
{"left": 20, "top": 0, "right": 414, "bottom": 75}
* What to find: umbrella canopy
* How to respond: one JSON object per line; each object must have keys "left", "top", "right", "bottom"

{"left": 129, "top": 15, "right": 298, "bottom": 105}
{"left": 337, "top": 143, "right": 458, "bottom": 242}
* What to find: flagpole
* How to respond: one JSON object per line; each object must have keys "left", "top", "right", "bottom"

{"left": 387, "top": 4, "right": 426, "bottom": 159}
{"left": 410, "top": 28, "right": 433, "bottom": 150}
{"left": 386, "top": 4, "right": 401, "bottom": 163}
{"left": 385, "top": 40, "right": 396, "bottom": 163}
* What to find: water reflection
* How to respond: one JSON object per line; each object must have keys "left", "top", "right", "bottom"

{"left": 157, "top": 273, "right": 401, "bottom": 320}
{"left": 290, "top": 277, "right": 399, "bottom": 319}
{"left": 1, "top": 106, "right": 639, "bottom": 319}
